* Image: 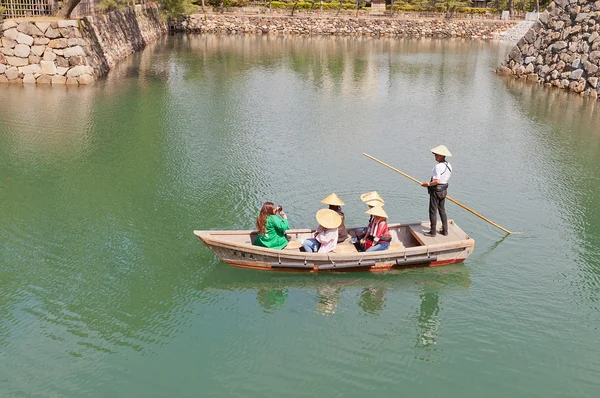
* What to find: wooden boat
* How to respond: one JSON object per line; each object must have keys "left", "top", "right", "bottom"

{"left": 194, "top": 220, "right": 474, "bottom": 272}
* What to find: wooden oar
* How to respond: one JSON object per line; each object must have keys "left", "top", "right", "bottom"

{"left": 363, "top": 152, "right": 521, "bottom": 235}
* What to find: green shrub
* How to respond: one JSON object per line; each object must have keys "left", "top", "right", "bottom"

{"left": 322, "top": 1, "right": 357, "bottom": 10}
{"left": 160, "top": 0, "right": 199, "bottom": 17}
{"left": 97, "top": 0, "right": 130, "bottom": 12}
{"left": 269, "top": 1, "right": 288, "bottom": 9}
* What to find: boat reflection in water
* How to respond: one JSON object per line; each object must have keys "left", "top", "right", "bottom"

{"left": 198, "top": 264, "right": 471, "bottom": 350}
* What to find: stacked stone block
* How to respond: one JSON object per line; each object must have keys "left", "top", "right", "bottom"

{"left": 0, "top": 6, "right": 165, "bottom": 86}
{"left": 0, "top": 20, "right": 102, "bottom": 85}
{"left": 497, "top": 0, "right": 600, "bottom": 99}
{"left": 174, "top": 15, "right": 515, "bottom": 39}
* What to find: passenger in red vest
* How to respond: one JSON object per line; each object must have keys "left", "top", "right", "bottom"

{"left": 362, "top": 206, "right": 392, "bottom": 252}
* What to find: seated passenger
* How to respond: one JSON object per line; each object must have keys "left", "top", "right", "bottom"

{"left": 253, "top": 202, "right": 290, "bottom": 250}
{"left": 355, "top": 191, "right": 385, "bottom": 243}
{"left": 303, "top": 209, "right": 341, "bottom": 253}
{"left": 320, "top": 193, "right": 349, "bottom": 243}
{"left": 361, "top": 206, "right": 392, "bottom": 252}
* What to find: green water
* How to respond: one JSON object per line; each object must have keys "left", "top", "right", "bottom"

{"left": 1, "top": 34, "right": 599, "bottom": 397}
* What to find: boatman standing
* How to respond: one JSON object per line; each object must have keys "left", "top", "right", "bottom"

{"left": 421, "top": 145, "right": 452, "bottom": 237}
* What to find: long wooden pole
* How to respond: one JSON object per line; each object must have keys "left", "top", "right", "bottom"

{"left": 363, "top": 152, "right": 518, "bottom": 235}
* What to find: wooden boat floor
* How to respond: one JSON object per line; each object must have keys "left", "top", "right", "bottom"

{"left": 409, "top": 222, "right": 467, "bottom": 246}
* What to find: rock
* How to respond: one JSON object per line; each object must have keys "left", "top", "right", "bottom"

{"left": 67, "top": 38, "right": 84, "bottom": 47}
{"left": 58, "top": 20, "right": 79, "bottom": 28}
{"left": 572, "top": 80, "right": 586, "bottom": 92}
{"left": 523, "top": 29, "right": 536, "bottom": 44}
{"left": 509, "top": 47, "right": 522, "bottom": 62}
{"left": 16, "top": 33, "right": 34, "bottom": 46}
{"left": 64, "top": 46, "right": 85, "bottom": 58}
{"left": 572, "top": 58, "right": 582, "bottom": 69}
{"left": 0, "top": 64, "right": 5, "bottom": 74}
{"left": 588, "top": 76, "right": 598, "bottom": 88}
{"left": 48, "top": 38, "right": 68, "bottom": 49}
{"left": 68, "top": 56, "right": 85, "bottom": 66}
{"left": 5, "top": 66, "right": 19, "bottom": 80}
{"left": 13, "top": 44, "right": 31, "bottom": 58}
{"left": 40, "top": 60, "right": 57, "bottom": 75}
{"left": 525, "top": 56, "right": 536, "bottom": 64}
{"left": 23, "top": 74, "right": 36, "bottom": 84}
{"left": 496, "top": 65, "right": 512, "bottom": 75}
{"left": 66, "top": 65, "right": 86, "bottom": 78}
{"left": 34, "top": 37, "right": 50, "bottom": 45}
{"left": 590, "top": 51, "right": 600, "bottom": 62}
{"left": 17, "top": 22, "right": 44, "bottom": 37}
{"left": 571, "top": 69, "right": 584, "bottom": 79}
{"left": 78, "top": 74, "right": 94, "bottom": 85}
{"left": 56, "top": 56, "right": 69, "bottom": 68}
{"left": 21, "top": 64, "right": 42, "bottom": 75}
{"left": 553, "top": 41, "right": 568, "bottom": 52}
{"left": 9, "top": 78, "right": 23, "bottom": 84}
{"left": 575, "top": 13, "right": 589, "bottom": 23}
{"left": 583, "top": 60, "right": 599, "bottom": 74}
{"left": 37, "top": 74, "right": 52, "bottom": 84}
{"left": 51, "top": 75, "right": 67, "bottom": 84}
{"left": 555, "top": 0, "right": 568, "bottom": 7}
{"left": 28, "top": 55, "right": 41, "bottom": 64}
{"left": 589, "top": 31, "right": 599, "bottom": 43}
{"left": 66, "top": 77, "right": 79, "bottom": 85}
{"left": 0, "top": 75, "right": 8, "bottom": 83}
{"left": 3, "top": 28, "right": 19, "bottom": 41}
{"left": 1, "top": 21, "right": 18, "bottom": 31}
{"left": 6, "top": 56, "right": 28, "bottom": 67}
{"left": 35, "top": 22, "right": 51, "bottom": 34}
{"left": 44, "top": 27, "right": 61, "bottom": 39}
{"left": 31, "top": 45, "right": 45, "bottom": 57}
{"left": 56, "top": 66, "right": 68, "bottom": 76}
{"left": 1, "top": 37, "right": 17, "bottom": 49}
{"left": 43, "top": 51, "right": 56, "bottom": 61}
{"left": 527, "top": 73, "right": 540, "bottom": 82}
{"left": 525, "top": 63, "right": 535, "bottom": 73}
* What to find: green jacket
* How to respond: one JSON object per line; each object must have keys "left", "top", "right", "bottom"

{"left": 254, "top": 215, "right": 290, "bottom": 250}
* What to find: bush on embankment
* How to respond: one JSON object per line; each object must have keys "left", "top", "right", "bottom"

{"left": 183, "top": 1, "right": 500, "bottom": 16}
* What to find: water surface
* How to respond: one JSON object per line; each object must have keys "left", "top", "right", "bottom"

{"left": 1, "top": 35, "right": 599, "bottom": 397}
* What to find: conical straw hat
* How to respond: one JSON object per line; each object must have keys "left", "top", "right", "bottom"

{"left": 360, "top": 191, "right": 385, "bottom": 205}
{"left": 365, "top": 206, "right": 388, "bottom": 219}
{"left": 430, "top": 145, "right": 452, "bottom": 157}
{"left": 283, "top": 240, "right": 302, "bottom": 250}
{"left": 321, "top": 193, "right": 345, "bottom": 206}
{"left": 364, "top": 199, "right": 384, "bottom": 207}
{"left": 333, "top": 244, "right": 358, "bottom": 253}
{"left": 316, "top": 208, "right": 342, "bottom": 229}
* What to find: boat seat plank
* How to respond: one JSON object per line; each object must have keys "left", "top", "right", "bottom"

{"left": 409, "top": 222, "right": 463, "bottom": 246}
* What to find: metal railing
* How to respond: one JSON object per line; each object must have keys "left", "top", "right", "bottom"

{"left": 0, "top": 0, "right": 54, "bottom": 18}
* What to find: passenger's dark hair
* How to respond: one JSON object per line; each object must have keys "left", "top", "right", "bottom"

{"left": 257, "top": 202, "right": 276, "bottom": 234}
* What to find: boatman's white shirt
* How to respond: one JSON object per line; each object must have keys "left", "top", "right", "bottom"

{"left": 431, "top": 162, "right": 452, "bottom": 184}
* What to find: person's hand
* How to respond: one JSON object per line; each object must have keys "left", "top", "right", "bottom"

{"left": 360, "top": 238, "right": 365, "bottom": 245}
{"left": 421, "top": 181, "right": 429, "bottom": 187}
{"left": 280, "top": 211, "right": 287, "bottom": 219}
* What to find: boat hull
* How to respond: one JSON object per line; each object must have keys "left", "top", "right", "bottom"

{"left": 194, "top": 221, "right": 474, "bottom": 273}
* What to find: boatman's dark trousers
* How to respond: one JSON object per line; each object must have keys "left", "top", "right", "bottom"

{"left": 428, "top": 187, "right": 448, "bottom": 235}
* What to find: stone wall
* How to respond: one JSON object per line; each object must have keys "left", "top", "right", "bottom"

{"left": 0, "top": 5, "right": 166, "bottom": 85}
{"left": 173, "top": 14, "right": 515, "bottom": 39}
{"left": 497, "top": 0, "right": 600, "bottom": 99}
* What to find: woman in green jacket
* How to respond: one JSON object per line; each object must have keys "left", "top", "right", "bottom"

{"left": 253, "top": 202, "right": 290, "bottom": 250}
